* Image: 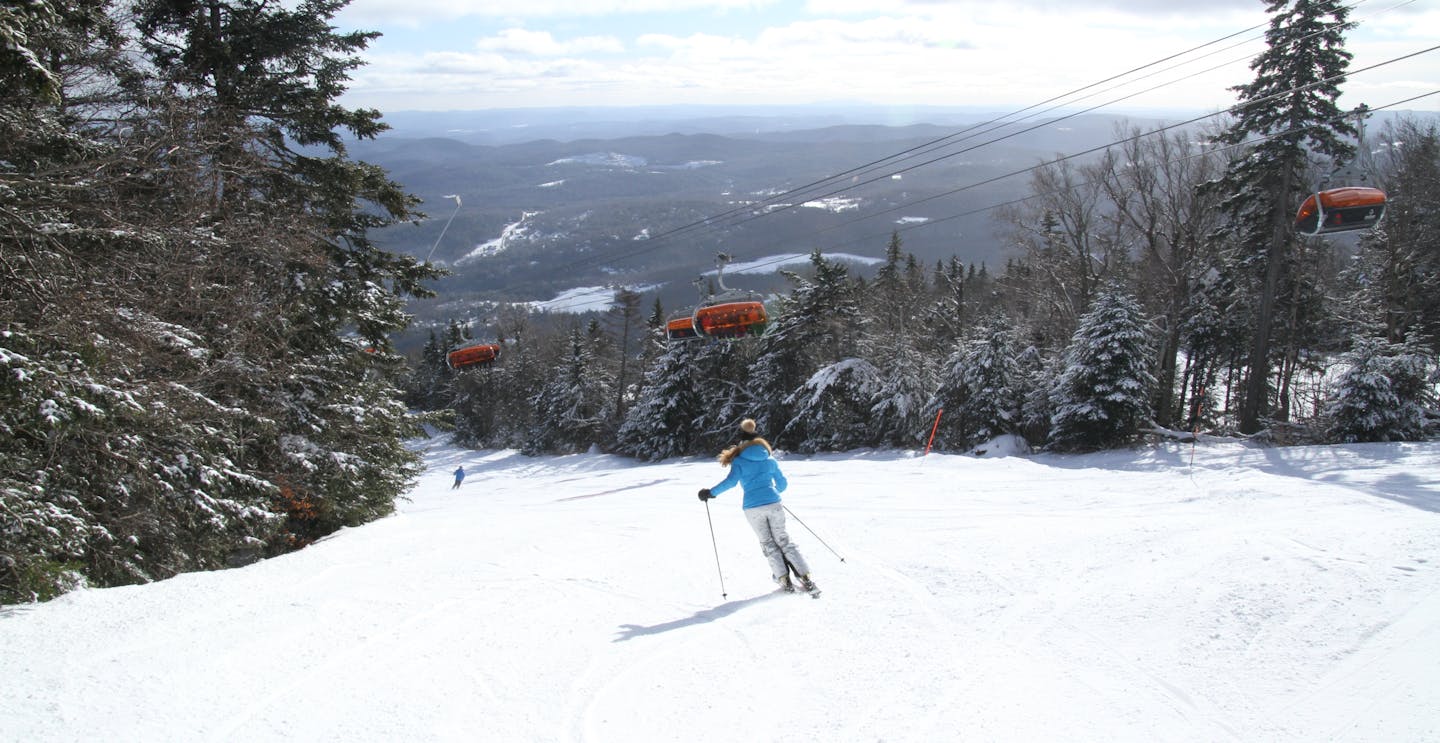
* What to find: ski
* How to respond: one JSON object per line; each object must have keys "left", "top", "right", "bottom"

{"left": 789, "top": 558, "right": 823, "bottom": 599}
{"left": 783, "top": 558, "right": 821, "bottom": 598}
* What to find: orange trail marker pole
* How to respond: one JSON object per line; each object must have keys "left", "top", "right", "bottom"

{"left": 923, "top": 408, "right": 944, "bottom": 458}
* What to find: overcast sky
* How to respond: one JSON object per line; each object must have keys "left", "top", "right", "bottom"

{"left": 332, "top": 0, "right": 1438, "bottom": 114}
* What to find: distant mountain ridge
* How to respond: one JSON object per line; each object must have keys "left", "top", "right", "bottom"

{"left": 372, "top": 102, "right": 1207, "bottom": 146}
{"left": 355, "top": 106, "right": 1194, "bottom": 333}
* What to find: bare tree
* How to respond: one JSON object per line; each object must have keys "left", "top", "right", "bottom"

{"left": 1099, "top": 123, "right": 1227, "bottom": 426}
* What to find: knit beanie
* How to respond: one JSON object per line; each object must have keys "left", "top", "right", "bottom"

{"left": 739, "top": 418, "right": 758, "bottom": 439}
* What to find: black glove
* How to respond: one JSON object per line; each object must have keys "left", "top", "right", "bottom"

{"left": 698, "top": 488, "right": 714, "bottom": 501}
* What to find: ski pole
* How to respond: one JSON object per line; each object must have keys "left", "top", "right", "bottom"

{"left": 704, "top": 500, "right": 727, "bottom": 599}
{"left": 782, "top": 505, "right": 845, "bottom": 563}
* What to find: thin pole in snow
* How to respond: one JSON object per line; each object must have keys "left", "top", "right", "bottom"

{"left": 923, "top": 408, "right": 944, "bottom": 459}
{"left": 1190, "top": 386, "right": 1204, "bottom": 472}
{"left": 704, "top": 500, "right": 727, "bottom": 599}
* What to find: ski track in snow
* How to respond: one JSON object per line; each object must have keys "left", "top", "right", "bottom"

{"left": 2, "top": 441, "right": 1439, "bottom": 741}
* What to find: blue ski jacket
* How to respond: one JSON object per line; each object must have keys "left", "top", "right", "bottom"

{"left": 709, "top": 443, "right": 787, "bottom": 509}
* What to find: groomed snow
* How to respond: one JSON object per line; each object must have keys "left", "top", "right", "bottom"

{"left": 3, "top": 440, "right": 1439, "bottom": 742}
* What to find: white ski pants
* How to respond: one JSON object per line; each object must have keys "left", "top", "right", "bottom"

{"left": 744, "top": 503, "right": 811, "bottom": 580}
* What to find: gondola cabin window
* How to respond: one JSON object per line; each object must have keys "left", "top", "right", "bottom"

{"left": 667, "top": 316, "right": 700, "bottom": 341}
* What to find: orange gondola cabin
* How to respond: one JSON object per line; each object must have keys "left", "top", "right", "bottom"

{"left": 1295, "top": 187, "right": 1386, "bottom": 236}
{"left": 694, "top": 300, "right": 768, "bottom": 339}
{"left": 446, "top": 343, "right": 501, "bottom": 369}
{"left": 666, "top": 315, "right": 700, "bottom": 341}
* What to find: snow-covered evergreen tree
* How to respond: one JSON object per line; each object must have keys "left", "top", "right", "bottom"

{"left": 606, "top": 288, "right": 645, "bottom": 426}
{"left": 450, "top": 363, "right": 502, "bottom": 447}
{"left": 1342, "top": 118, "right": 1440, "bottom": 349}
{"left": 747, "top": 250, "right": 862, "bottom": 437}
{"left": 463, "top": 309, "right": 545, "bottom": 451}
{"left": 870, "top": 340, "right": 933, "bottom": 448}
{"left": 688, "top": 339, "right": 761, "bottom": 454}
{"left": 783, "top": 358, "right": 884, "bottom": 453}
{"left": 531, "top": 328, "right": 615, "bottom": 453}
{"left": 918, "top": 256, "right": 968, "bottom": 358}
{"left": 136, "top": 0, "right": 439, "bottom": 545}
{"left": 1209, "top": 0, "right": 1356, "bottom": 433}
{"left": 404, "top": 322, "right": 468, "bottom": 411}
{"left": 924, "top": 318, "right": 1024, "bottom": 452}
{"left": 871, "top": 232, "right": 908, "bottom": 336}
{"left": 1, "top": 0, "right": 435, "bottom": 601}
{"left": 615, "top": 340, "right": 707, "bottom": 461}
{"left": 1100, "top": 124, "right": 1227, "bottom": 427}
{"left": 1015, "top": 343, "right": 1054, "bottom": 446}
{"left": 1324, "top": 336, "right": 1434, "bottom": 443}
{"left": 864, "top": 234, "right": 933, "bottom": 446}
{"left": 1176, "top": 271, "right": 1246, "bottom": 432}
{"left": 1048, "top": 287, "right": 1157, "bottom": 452}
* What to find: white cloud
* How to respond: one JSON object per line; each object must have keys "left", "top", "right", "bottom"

{"left": 341, "top": 0, "right": 779, "bottom": 26}
{"left": 476, "top": 29, "right": 624, "bottom": 56}
{"left": 759, "top": 16, "right": 969, "bottom": 49}
{"left": 804, "top": 0, "right": 1257, "bottom": 14}
{"left": 636, "top": 32, "right": 753, "bottom": 59}
{"left": 339, "top": 1, "right": 1438, "bottom": 113}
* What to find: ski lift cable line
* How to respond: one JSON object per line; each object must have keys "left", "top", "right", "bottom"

{"left": 592, "top": 0, "right": 1403, "bottom": 256}
{"left": 647, "top": 21, "right": 1276, "bottom": 246}
{"left": 518, "top": 84, "right": 1416, "bottom": 316}
{"left": 549, "top": 5, "right": 1417, "bottom": 283}
{"left": 761, "top": 83, "right": 1440, "bottom": 274}
{"left": 611, "top": 12, "right": 1286, "bottom": 251}
{"left": 769, "top": 42, "right": 1437, "bottom": 252}
{"left": 526, "top": 43, "right": 1436, "bottom": 318}
{"left": 826, "top": 89, "right": 1440, "bottom": 259}
{"left": 789, "top": 53, "right": 1437, "bottom": 252}
{"left": 639, "top": 88, "right": 1433, "bottom": 291}
{"left": 515, "top": 43, "right": 1431, "bottom": 313}
{"left": 742, "top": 0, "right": 1414, "bottom": 222}
{"left": 707, "top": 47, "right": 1276, "bottom": 240}
{"left": 554, "top": 85, "right": 1435, "bottom": 297}
{"left": 423, "top": 194, "right": 462, "bottom": 263}
{"left": 629, "top": 0, "right": 1398, "bottom": 249}
{"left": 638, "top": 0, "right": 1414, "bottom": 250}
{"left": 729, "top": 0, "right": 1405, "bottom": 221}
{"left": 543, "top": 40, "right": 1436, "bottom": 296}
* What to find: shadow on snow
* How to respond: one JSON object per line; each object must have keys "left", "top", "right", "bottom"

{"left": 613, "top": 592, "right": 784, "bottom": 642}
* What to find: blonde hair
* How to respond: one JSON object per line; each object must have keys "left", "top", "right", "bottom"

{"left": 718, "top": 437, "right": 772, "bottom": 466}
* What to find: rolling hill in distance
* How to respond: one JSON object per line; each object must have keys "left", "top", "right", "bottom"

{"left": 353, "top": 104, "right": 1194, "bottom": 336}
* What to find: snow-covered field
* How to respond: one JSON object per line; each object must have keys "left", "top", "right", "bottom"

{"left": 4, "top": 439, "right": 1439, "bottom": 742}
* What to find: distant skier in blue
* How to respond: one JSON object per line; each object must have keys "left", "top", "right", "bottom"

{"left": 452, "top": 466, "right": 465, "bottom": 489}
{"left": 699, "top": 419, "right": 818, "bottom": 595}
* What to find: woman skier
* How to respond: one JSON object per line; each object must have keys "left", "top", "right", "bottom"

{"left": 699, "top": 419, "right": 819, "bottom": 595}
